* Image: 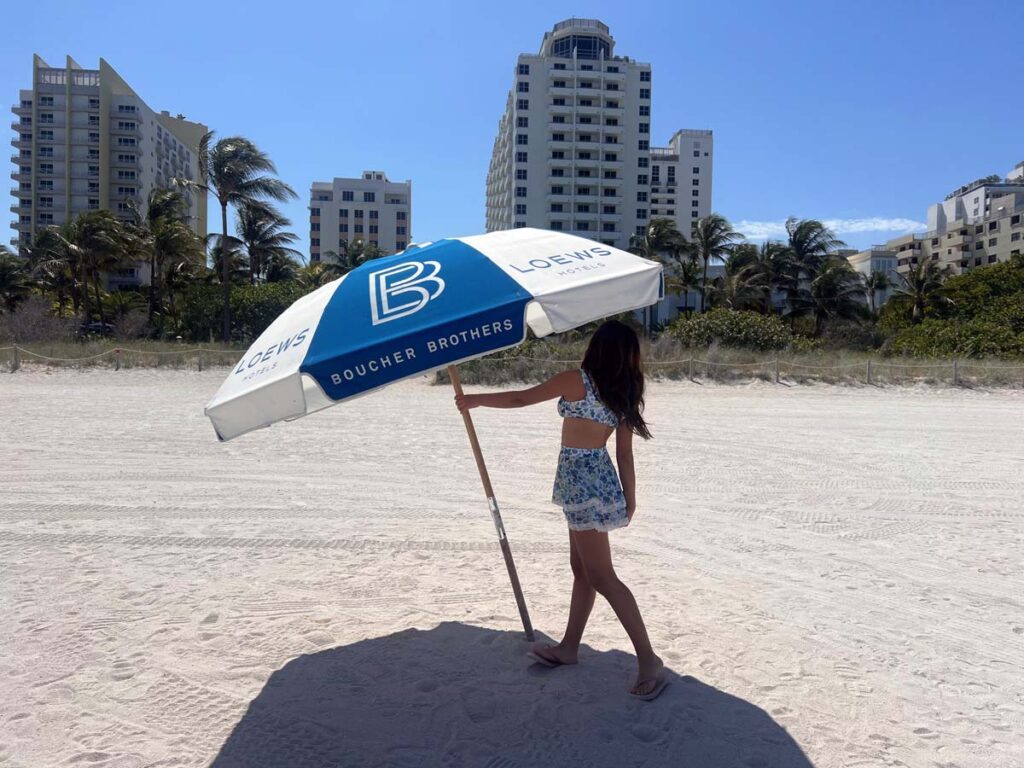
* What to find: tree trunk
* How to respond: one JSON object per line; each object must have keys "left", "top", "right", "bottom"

{"left": 221, "top": 201, "right": 231, "bottom": 343}
{"left": 93, "top": 272, "right": 106, "bottom": 326}
{"left": 700, "top": 256, "right": 709, "bottom": 313}
{"left": 80, "top": 262, "right": 91, "bottom": 326}
{"left": 148, "top": 250, "right": 157, "bottom": 325}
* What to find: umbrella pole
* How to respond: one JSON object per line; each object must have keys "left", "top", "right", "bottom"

{"left": 448, "top": 365, "right": 535, "bottom": 642}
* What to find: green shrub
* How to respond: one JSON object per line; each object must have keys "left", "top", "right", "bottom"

{"left": 180, "top": 282, "right": 309, "bottom": 342}
{"left": 666, "top": 308, "right": 792, "bottom": 351}
{"left": 883, "top": 318, "right": 1024, "bottom": 359}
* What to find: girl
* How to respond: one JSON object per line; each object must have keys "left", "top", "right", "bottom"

{"left": 455, "top": 319, "right": 666, "bottom": 701}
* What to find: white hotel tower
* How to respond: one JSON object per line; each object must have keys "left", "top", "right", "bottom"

{"left": 486, "top": 19, "right": 713, "bottom": 250}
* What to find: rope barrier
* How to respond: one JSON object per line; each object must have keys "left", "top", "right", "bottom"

{"left": 4, "top": 345, "right": 1023, "bottom": 375}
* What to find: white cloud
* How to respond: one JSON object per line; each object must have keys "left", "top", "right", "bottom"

{"left": 735, "top": 217, "right": 927, "bottom": 241}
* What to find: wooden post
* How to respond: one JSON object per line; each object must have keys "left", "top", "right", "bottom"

{"left": 114, "top": 348, "right": 121, "bottom": 371}
{"left": 11, "top": 346, "right": 20, "bottom": 373}
{"left": 952, "top": 359, "right": 959, "bottom": 386}
{"left": 688, "top": 357, "right": 693, "bottom": 382}
{"left": 774, "top": 358, "right": 780, "bottom": 384}
{"left": 197, "top": 351, "right": 203, "bottom": 372}
{"left": 447, "top": 365, "right": 535, "bottom": 642}
{"left": 866, "top": 359, "right": 872, "bottom": 386}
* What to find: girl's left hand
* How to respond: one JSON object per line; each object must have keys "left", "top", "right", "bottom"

{"left": 455, "top": 394, "right": 478, "bottom": 412}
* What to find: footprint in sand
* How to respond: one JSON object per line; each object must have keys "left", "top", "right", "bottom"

{"left": 630, "top": 724, "right": 662, "bottom": 744}
{"left": 415, "top": 679, "right": 438, "bottom": 693}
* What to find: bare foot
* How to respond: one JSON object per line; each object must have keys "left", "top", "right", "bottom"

{"left": 531, "top": 642, "right": 579, "bottom": 666}
{"left": 630, "top": 654, "right": 664, "bottom": 696}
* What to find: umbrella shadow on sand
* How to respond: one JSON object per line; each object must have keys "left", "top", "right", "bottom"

{"left": 210, "top": 622, "right": 814, "bottom": 767}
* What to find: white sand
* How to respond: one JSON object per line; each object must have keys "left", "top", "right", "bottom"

{"left": 0, "top": 368, "right": 1021, "bottom": 767}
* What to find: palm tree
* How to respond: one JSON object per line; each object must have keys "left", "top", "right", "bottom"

{"left": 776, "top": 219, "right": 846, "bottom": 320}
{"left": 793, "top": 257, "right": 868, "bottom": 337}
{"left": 28, "top": 225, "right": 80, "bottom": 316}
{"left": 178, "top": 133, "right": 297, "bottom": 341}
{"left": 0, "top": 247, "right": 33, "bottom": 314}
{"left": 628, "top": 218, "right": 686, "bottom": 330}
{"left": 236, "top": 203, "right": 303, "bottom": 284}
{"left": 865, "top": 270, "right": 891, "bottom": 315}
{"left": 296, "top": 261, "right": 337, "bottom": 292}
{"left": 687, "top": 214, "right": 743, "bottom": 312}
{"left": 889, "top": 260, "right": 952, "bottom": 324}
{"left": 709, "top": 247, "right": 770, "bottom": 311}
{"left": 74, "top": 210, "right": 135, "bottom": 327}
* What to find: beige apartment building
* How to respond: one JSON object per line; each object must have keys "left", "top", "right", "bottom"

{"left": 10, "top": 55, "right": 206, "bottom": 287}
{"left": 649, "top": 129, "right": 713, "bottom": 229}
{"left": 308, "top": 171, "right": 412, "bottom": 262}
{"left": 848, "top": 163, "right": 1024, "bottom": 284}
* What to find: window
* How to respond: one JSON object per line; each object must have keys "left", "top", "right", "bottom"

{"left": 975, "top": 225, "right": 984, "bottom": 234}
{"left": 577, "top": 222, "right": 591, "bottom": 231}
{"left": 551, "top": 203, "right": 564, "bottom": 212}
{"left": 638, "top": 122, "right": 649, "bottom": 134}
{"left": 518, "top": 63, "right": 530, "bottom": 75}
{"left": 989, "top": 221, "right": 998, "bottom": 231}
{"left": 38, "top": 180, "right": 52, "bottom": 191}
{"left": 517, "top": 81, "right": 529, "bottom": 93}
{"left": 553, "top": 98, "right": 566, "bottom": 106}
{"left": 580, "top": 64, "right": 593, "bottom": 71}
{"left": 552, "top": 169, "right": 565, "bottom": 177}
{"left": 117, "top": 121, "right": 136, "bottom": 131}
{"left": 516, "top": 134, "right": 528, "bottom": 145}
{"left": 397, "top": 226, "right": 407, "bottom": 235}
{"left": 605, "top": 100, "right": 619, "bottom": 109}
{"left": 552, "top": 133, "right": 565, "bottom": 142}
{"left": 396, "top": 211, "right": 406, "bottom": 220}
{"left": 602, "top": 222, "right": 616, "bottom": 232}
{"left": 515, "top": 186, "right": 527, "bottom": 198}
{"left": 117, "top": 104, "right": 137, "bottom": 113}
{"left": 39, "top": 130, "right": 54, "bottom": 141}
{"left": 638, "top": 140, "right": 649, "bottom": 151}
{"left": 603, "top": 171, "right": 617, "bottom": 179}
{"left": 515, "top": 221, "right": 526, "bottom": 228}
{"left": 637, "top": 191, "right": 648, "bottom": 202}
{"left": 554, "top": 79, "right": 567, "bottom": 88}
{"left": 515, "top": 204, "right": 527, "bottom": 215}
{"left": 975, "top": 242, "right": 983, "bottom": 250}
{"left": 692, "top": 190, "right": 699, "bottom": 197}
{"left": 578, "top": 134, "right": 593, "bottom": 143}
{"left": 551, "top": 150, "right": 565, "bottom": 159}
{"left": 342, "top": 191, "right": 354, "bottom": 201}
{"left": 38, "top": 196, "right": 53, "bottom": 208}
{"left": 517, "top": 116, "right": 528, "bottom": 128}
{"left": 604, "top": 152, "right": 617, "bottom": 162}
{"left": 639, "top": 88, "right": 651, "bottom": 99}
{"left": 369, "top": 225, "right": 379, "bottom": 234}
{"left": 1012, "top": 232, "right": 1020, "bottom": 241}
{"left": 605, "top": 83, "right": 618, "bottom": 91}
{"left": 603, "top": 189, "right": 617, "bottom": 197}
{"left": 577, "top": 187, "right": 592, "bottom": 196}
{"left": 39, "top": 163, "right": 54, "bottom": 174}
{"left": 638, "top": 157, "right": 649, "bottom": 169}
{"left": 338, "top": 208, "right": 349, "bottom": 217}
{"left": 364, "top": 192, "right": 375, "bottom": 202}
{"left": 693, "top": 179, "right": 700, "bottom": 186}
{"left": 116, "top": 186, "right": 136, "bottom": 197}
{"left": 579, "top": 116, "right": 593, "bottom": 124}
{"left": 603, "top": 136, "right": 619, "bottom": 144}
{"left": 311, "top": 238, "right": 320, "bottom": 247}
{"left": 311, "top": 223, "right": 320, "bottom": 232}
{"left": 578, "top": 170, "right": 592, "bottom": 178}
{"left": 578, "top": 151, "right": 592, "bottom": 160}
{"left": 579, "top": 99, "right": 593, "bottom": 107}
{"left": 553, "top": 115, "right": 566, "bottom": 124}
{"left": 355, "top": 209, "right": 364, "bottom": 218}
{"left": 117, "top": 137, "right": 136, "bottom": 146}
{"left": 339, "top": 223, "right": 349, "bottom": 233}
{"left": 311, "top": 207, "right": 321, "bottom": 216}
{"left": 396, "top": 241, "right": 407, "bottom": 250}
{"left": 988, "top": 238, "right": 997, "bottom": 247}
{"left": 550, "top": 221, "right": 564, "bottom": 231}
{"left": 39, "top": 95, "right": 54, "bottom": 107}
{"left": 607, "top": 65, "right": 619, "bottom": 73}
{"left": 637, "top": 174, "right": 648, "bottom": 185}
{"left": 516, "top": 169, "right": 528, "bottom": 180}
{"left": 551, "top": 186, "right": 564, "bottom": 195}
{"left": 517, "top": 98, "right": 529, "bottom": 110}
{"left": 553, "top": 63, "right": 566, "bottom": 70}
{"left": 640, "top": 70, "right": 651, "bottom": 82}
{"left": 580, "top": 81, "right": 594, "bottom": 89}
{"left": 88, "top": 132, "right": 100, "bottom": 143}
{"left": 516, "top": 151, "right": 528, "bottom": 162}
{"left": 117, "top": 170, "right": 136, "bottom": 180}
{"left": 354, "top": 224, "right": 364, "bottom": 234}
{"left": 38, "top": 147, "right": 53, "bottom": 158}
{"left": 369, "top": 210, "right": 379, "bottom": 219}
{"left": 603, "top": 205, "right": 617, "bottom": 214}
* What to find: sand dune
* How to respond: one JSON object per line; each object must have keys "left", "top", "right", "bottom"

{"left": 0, "top": 369, "right": 1021, "bottom": 767}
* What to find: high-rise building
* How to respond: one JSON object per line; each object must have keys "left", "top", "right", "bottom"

{"left": 848, "top": 162, "right": 1024, "bottom": 280}
{"left": 9, "top": 55, "right": 207, "bottom": 279}
{"left": 649, "top": 129, "right": 713, "bottom": 230}
{"left": 485, "top": 19, "right": 713, "bottom": 250}
{"left": 308, "top": 171, "right": 412, "bottom": 262}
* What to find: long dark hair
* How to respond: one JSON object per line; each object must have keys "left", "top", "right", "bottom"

{"left": 581, "top": 320, "right": 652, "bottom": 440}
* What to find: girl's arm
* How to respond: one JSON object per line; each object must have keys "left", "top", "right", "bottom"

{"left": 455, "top": 370, "right": 580, "bottom": 411}
{"left": 615, "top": 422, "right": 637, "bottom": 519}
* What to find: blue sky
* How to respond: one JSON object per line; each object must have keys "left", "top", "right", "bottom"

{"left": 5, "top": 0, "right": 1022, "bottom": 256}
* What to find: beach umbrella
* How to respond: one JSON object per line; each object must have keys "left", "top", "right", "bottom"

{"left": 206, "top": 228, "right": 663, "bottom": 640}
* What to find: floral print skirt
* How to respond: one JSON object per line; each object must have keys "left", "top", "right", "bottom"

{"left": 552, "top": 446, "right": 629, "bottom": 532}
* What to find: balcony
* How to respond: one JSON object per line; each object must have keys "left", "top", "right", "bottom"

{"left": 602, "top": 68, "right": 627, "bottom": 82}
{"left": 10, "top": 137, "right": 31, "bottom": 150}
{"left": 11, "top": 119, "right": 30, "bottom": 131}
{"left": 111, "top": 122, "right": 139, "bottom": 134}
{"left": 11, "top": 104, "right": 31, "bottom": 116}
{"left": 547, "top": 85, "right": 575, "bottom": 97}
{"left": 600, "top": 122, "right": 625, "bottom": 134}
{"left": 573, "top": 103, "right": 602, "bottom": 116}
